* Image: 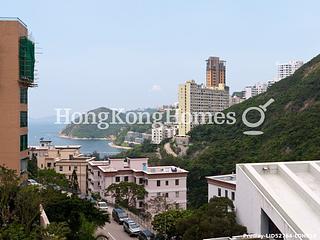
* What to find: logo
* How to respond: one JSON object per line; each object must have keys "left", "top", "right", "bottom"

{"left": 242, "top": 98, "right": 275, "bottom": 135}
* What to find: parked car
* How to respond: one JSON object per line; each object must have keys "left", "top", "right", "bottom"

{"left": 27, "top": 179, "right": 40, "bottom": 186}
{"left": 112, "top": 208, "right": 128, "bottom": 224}
{"left": 96, "top": 201, "right": 108, "bottom": 212}
{"left": 138, "top": 229, "right": 155, "bottom": 240}
{"left": 123, "top": 219, "right": 141, "bottom": 236}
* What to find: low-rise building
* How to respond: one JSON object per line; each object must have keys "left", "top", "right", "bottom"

{"left": 236, "top": 160, "right": 320, "bottom": 239}
{"left": 29, "top": 139, "right": 81, "bottom": 169}
{"left": 29, "top": 139, "right": 93, "bottom": 193}
{"left": 55, "top": 156, "right": 94, "bottom": 193}
{"left": 206, "top": 174, "right": 236, "bottom": 205}
{"left": 88, "top": 157, "right": 188, "bottom": 212}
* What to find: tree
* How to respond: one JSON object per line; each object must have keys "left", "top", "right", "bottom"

{"left": 14, "top": 186, "right": 41, "bottom": 232}
{"left": 0, "top": 166, "right": 19, "bottom": 226}
{"left": 27, "top": 155, "right": 38, "bottom": 178}
{"left": 41, "top": 189, "right": 109, "bottom": 239}
{"left": 37, "top": 169, "right": 69, "bottom": 189}
{"left": 152, "top": 210, "right": 191, "bottom": 239}
{"left": 147, "top": 195, "right": 176, "bottom": 215}
{"left": 70, "top": 170, "right": 80, "bottom": 194}
{"left": 176, "top": 197, "right": 247, "bottom": 240}
{"left": 106, "top": 182, "right": 146, "bottom": 209}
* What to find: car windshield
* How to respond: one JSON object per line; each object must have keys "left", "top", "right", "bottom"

{"left": 98, "top": 202, "right": 107, "bottom": 207}
{"left": 119, "top": 213, "right": 128, "bottom": 218}
{"left": 129, "top": 223, "right": 139, "bottom": 229}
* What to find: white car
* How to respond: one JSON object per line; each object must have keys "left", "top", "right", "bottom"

{"left": 96, "top": 201, "right": 108, "bottom": 212}
{"left": 27, "top": 179, "right": 41, "bottom": 186}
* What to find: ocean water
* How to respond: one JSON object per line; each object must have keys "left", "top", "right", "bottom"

{"left": 29, "top": 122, "right": 122, "bottom": 157}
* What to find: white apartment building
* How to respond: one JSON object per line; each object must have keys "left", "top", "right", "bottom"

{"left": 88, "top": 158, "right": 188, "bottom": 212}
{"left": 244, "top": 82, "right": 268, "bottom": 99}
{"left": 178, "top": 80, "right": 230, "bottom": 136}
{"left": 151, "top": 123, "right": 177, "bottom": 144}
{"left": 206, "top": 174, "right": 236, "bottom": 205}
{"left": 236, "top": 160, "right": 320, "bottom": 240}
{"left": 277, "top": 60, "right": 303, "bottom": 80}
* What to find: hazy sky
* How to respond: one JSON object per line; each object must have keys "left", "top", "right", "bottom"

{"left": 2, "top": 0, "right": 320, "bottom": 118}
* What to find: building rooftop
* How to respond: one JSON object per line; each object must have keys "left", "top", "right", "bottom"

{"left": 238, "top": 160, "right": 320, "bottom": 238}
{"left": 145, "top": 166, "right": 188, "bottom": 174}
{"left": 206, "top": 174, "right": 236, "bottom": 185}
{"left": 0, "top": 17, "right": 27, "bottom": 27}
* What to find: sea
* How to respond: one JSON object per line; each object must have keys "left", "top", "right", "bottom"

{"left": 29, "top": 121, "right": 122, "bottom": 157}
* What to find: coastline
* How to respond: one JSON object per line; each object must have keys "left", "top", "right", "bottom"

{"left": 58, "top": 133, "right": 131, "bottom": 150}
{"left": 59, "top": 133, "right": 108, "bottom": 141}
{"left": 108, "top": 142, "right": 132, "bottom": 150}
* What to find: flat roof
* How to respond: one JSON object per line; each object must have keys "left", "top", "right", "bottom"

{"left": 0, "top": 17, "right": 27, "bottom": 27}
{"left": 238, "top": 160, "right": 320, "bottom": 238}
{"left": 206, "top": 174, "right": 236, "bottom": 185}
{"left": 145, "top": 166, "right": 188, "bottom": 174}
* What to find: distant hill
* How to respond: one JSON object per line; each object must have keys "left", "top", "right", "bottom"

{"left": 183, "top": 54, "right": 320, "bottom": 207}
{"left": 60, "top": 107, "right": 153, "bottom": 139}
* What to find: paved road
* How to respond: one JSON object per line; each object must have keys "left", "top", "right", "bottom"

{"left": 96, "top": 207, "right": 138, "bottom": 240}
{"left": 164, "top": 142, "right": 177, "bottom": 157}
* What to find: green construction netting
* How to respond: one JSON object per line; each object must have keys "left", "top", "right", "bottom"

{"left": 19, "top": 36, "right": 35, "bottom": 81}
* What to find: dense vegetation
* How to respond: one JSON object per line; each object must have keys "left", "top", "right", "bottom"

{"left": 0, "top": 166, "right": 109, "bottom": 240}
{"left": 152, "top": 197, "right": 246, "bottom": 240}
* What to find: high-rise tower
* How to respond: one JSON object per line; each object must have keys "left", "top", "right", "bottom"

{"left": 0, "top": 18, "right": 36, "bottom": 174}
{"left": 206, "top": 56, "right": 226, "bottom": 89}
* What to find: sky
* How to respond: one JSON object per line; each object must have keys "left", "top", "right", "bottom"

{"left": 2, "top": 0, "right": 320, "bottom": 118}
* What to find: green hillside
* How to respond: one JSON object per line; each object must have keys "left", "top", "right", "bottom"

{"left": 181, "top": 54, "right": 320, "bottom": 207}
{"left": 60, "top": 107, "right": 152, "bottom": 139}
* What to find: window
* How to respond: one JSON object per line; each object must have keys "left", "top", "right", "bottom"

{"left": 74, "top": 166, "right": 78, "bottom": 171}
{"left": 157, "top": 192, "right": 161, "bottom": 196}
{"left": 225, "top": 190, "right": 228, "bottom": 198}
{"left": 20, "top": 134, "right": 28, "bottom": 151}
{"left": 69, "top": 166, "right": 71, "bottom": 171}
{"left": 165, "top": 180, "right": 169, "bottom": 186}
{"left": 124, "top": 176, "right": 129, "bottom": 182}
{"left": 231, "top": 192, "right": 235, "bottom": 201}
{"left": 157, "top": 180, "right": 161, "bottom": 187}
{"left": 139, "top": 178, "right": 144, "bottom": 184}
{"left": 139, "top": 201, "right": 143, "bottom": 208}
{"left": 175, "top": 179, "right": 179, "bottom": 186}
{"left": 115, "top": 177, "right": 120, "bottom": 182}
{"left": 145, "top": 179, "right": 148, "bottom": 185}
{"left": 59, "top": 166, "right": 63, "bottom": 171}
{"left": 98, "top": 171, "right": 100, "bottom": 176}
{"left": 165, "top": 192, "right": 169, "bottom": 198}
{"left": 20, "top": 87, "right": 28, "bottom": 104}
{"left": 20, "top": 157, "right": 28, "bottom": 172}
{"left": 47, "top": 162, "right": 51, "bottom": 168}
{"left": 20, "top": 111, "right": 28, "bottom": 127}
{"left": 175, "top": 191, "right": 179, "bottom": 198}
{"left": 218, "top": 188, "right": 221, "bottom": 196}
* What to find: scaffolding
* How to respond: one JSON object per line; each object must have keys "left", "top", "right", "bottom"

{"left": 19, "top": 36, "right": 37, "bottom": 87}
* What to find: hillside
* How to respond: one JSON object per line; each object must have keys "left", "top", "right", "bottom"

{"left": 60, "top": 107, "right": 152, "bottom": 139}
{"left": 184, "top": 54, "right": 320, "bottom": 207}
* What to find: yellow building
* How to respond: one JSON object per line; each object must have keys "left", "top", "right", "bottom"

{"left": 178, "top": 80, "right": 229, "bottom": 136}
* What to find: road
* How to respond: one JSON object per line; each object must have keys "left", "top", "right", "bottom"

{"left": 164, "top": 142, "right": 178, "bottom": 157}
{"left": 96, "top": 207, "right": 139, "bottom": 240}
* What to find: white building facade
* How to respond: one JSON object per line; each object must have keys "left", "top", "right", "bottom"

{"left": 206, "top": 174, "right": 236, "bottom": 205}
{"left": 236, "top": 161, "right": 320, "bottom": 240}
{"left": 277, "top": 60, "right": 303, "bottom": 80}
